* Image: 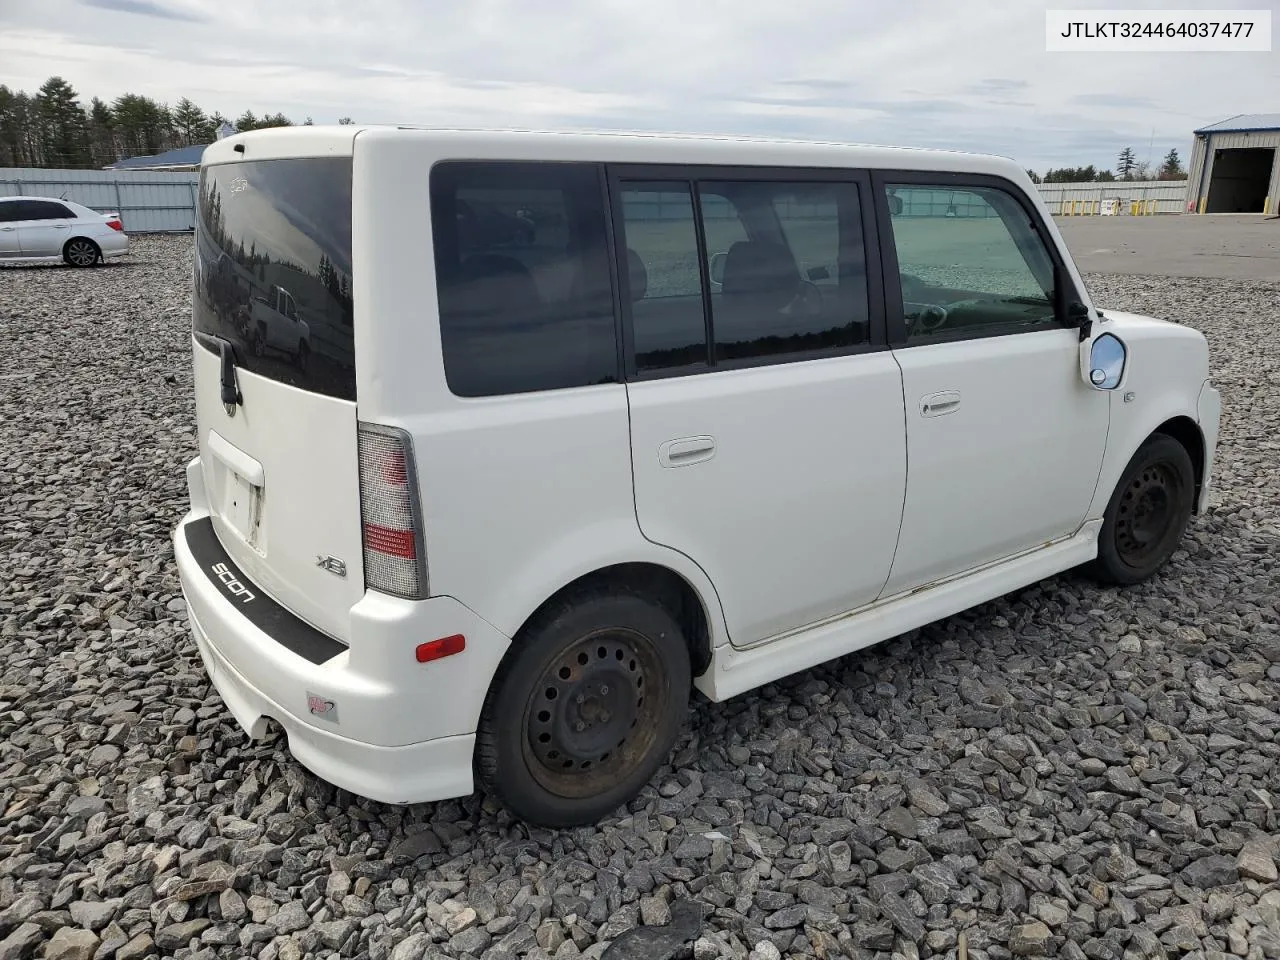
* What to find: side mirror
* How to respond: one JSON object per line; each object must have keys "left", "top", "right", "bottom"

{"left": 1087, "top": 332, "right": 1127, "bottom": 390}
{"left": 708, "top": 252, "right": 727, "bottom": 286}
{"left": 888, "top": 194, "right": 903, "bottom": 216}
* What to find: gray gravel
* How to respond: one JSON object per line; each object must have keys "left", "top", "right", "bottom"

{"left": 2, "top": 235, "right": 1279, "bottom": 960}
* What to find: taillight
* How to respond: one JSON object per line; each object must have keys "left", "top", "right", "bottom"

{"left": 357, "top": 424, "right": 427, "bottom": 599}
{"left": 106, "top": 219, "right": 123, "bottom": 232}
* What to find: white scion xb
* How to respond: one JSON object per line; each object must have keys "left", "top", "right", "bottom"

{"left": 172, "top": 125, "right": 1220, "bottom": 827}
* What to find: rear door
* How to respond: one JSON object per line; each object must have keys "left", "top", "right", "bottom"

{"left": 16, "top": 199, "right": 74, "bottom": 256}
{"left": 191, "top": 154, "right": 365, "bottom": 641}
{"left": 612, "top": 167, "right": 907, "bottom": 647}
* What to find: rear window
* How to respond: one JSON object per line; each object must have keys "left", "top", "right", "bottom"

{"left": 193, "top": 157, "right": 355, "bottom": 400}
{"left": 428, "top": 161, "right": 619, "bottom": 397}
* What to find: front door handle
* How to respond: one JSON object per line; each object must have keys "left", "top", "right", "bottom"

{"left": 920, "top": 391, "right": 961, "bottom": 417}
{"left": 53, "top": 223, "right": 69, "bottom": 229}
{"left": 0, "top": 226, "right": 15, "bottom": 232}
{"left": 659, "top": 436, "right": 716, "bottom": 467}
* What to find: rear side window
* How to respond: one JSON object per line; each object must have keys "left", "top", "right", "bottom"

{"left": 193, "top": 158, "right": 355, "bottom": 400}
{"left": 6, "top": 200, "right": 73, "bottom": 220}
{"left": 429, "top": 161, "right": 618, "bottom": 397}
{"left": 0, "top": 201, "right": 20, "bottom": 223}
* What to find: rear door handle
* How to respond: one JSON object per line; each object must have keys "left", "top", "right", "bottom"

{"left": 659, "top": 436, "right": 716, "bottom": 467}
{"left": 53, "top": 224, "right": 69, "bottom": 229}
{"left": 0, "top": 227, "right": 14, "bottom": 232}
{"left": 920, "top": 391, "right": 961, "bottom": 417}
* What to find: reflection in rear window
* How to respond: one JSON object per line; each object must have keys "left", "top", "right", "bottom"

{"left": 193, "top": 158, "right": 356, "bottom": 400}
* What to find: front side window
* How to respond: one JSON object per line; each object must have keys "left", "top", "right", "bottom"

{"left": 885, "top": 184, "right": 1058, "bottom": 343}
{"left": 430, "top": 161, "right": 618, "bottom": 397}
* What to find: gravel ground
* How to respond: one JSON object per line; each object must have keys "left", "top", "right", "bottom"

{"left": 2, "top": 234, "right": 1279, "bottom": 960}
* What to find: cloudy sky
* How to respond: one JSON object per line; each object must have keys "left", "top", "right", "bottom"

{"left": 1, "top": 0, "right": 1276, "bottom": 172}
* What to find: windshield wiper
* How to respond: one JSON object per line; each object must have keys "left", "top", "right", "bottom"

{"left": 195, "top": 332, "right": 242, "bottom": 412}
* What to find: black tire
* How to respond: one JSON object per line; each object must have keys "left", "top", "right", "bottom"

{"left": 1088, "top": 433, "right": 1195, "bottom": 586}
{"left": 63, "top": 237, "right": 101, "bottom": 267}
{"left": 475, "top": 587, "right": 692, "bottom": 827}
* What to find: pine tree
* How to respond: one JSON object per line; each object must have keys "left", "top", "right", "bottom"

{"left": 86, "top": 97, "right": 118, "bottom": 167}
{"left": 1116, "top": 147, "right": 1137, "bottom": 180}
{"left": 1159, "top": 148, "right": 1185, "bottom": 180}
{"left": 37, "top": 76, "right": 91, "bottom": 168}
{"left": 171, "top": 97, "right": 208, "bottom": 146}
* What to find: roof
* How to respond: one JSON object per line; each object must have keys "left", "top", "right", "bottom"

{"left": 107, "top": 143, "right": 209, "bottom": 169}
{"left": 1194, "top": 113, "right": 1280, "bottom": 134}
{"left": 202, "top": 124, "right": 1026, "bottom": 182}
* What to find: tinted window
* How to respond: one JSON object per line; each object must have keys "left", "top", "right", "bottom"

{"left": 429, "top": 161, "right": 618, "bottom": 397}
{"left": 21, "top": 200, "right": 73, "bottom": 220}
{"left": 885, "top": 184, "right": 1057, "bottom": 342}
{"left": 618, "top": 182, "right": 709, "bottom": 372}
{"left": 0, "top": 200, "right": 20, "bottom": 223}
{"left": 193, "top": 158, "right": 355, "bottom": 400}
{"left": 701, "top": 181, "right": 869, "bottom": 361}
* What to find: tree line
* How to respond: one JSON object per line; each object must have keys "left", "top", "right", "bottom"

{"left": 0, "top": 76, "right": 355, "bottom": 169}
{"left": 1026, "top": 147, "right": 1187, "bottom": 184}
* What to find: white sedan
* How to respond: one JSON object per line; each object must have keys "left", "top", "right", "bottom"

{"left": 0, "top": 195, "right": 130, "bottom": 266}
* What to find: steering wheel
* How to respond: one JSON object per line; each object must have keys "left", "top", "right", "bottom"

{"left": 789, "top": 279, "right": 824, "bottom": 315}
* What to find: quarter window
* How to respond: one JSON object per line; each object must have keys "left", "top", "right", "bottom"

{"left": 884, "top": 184, "right": 1058, "bottom": 342}
{"left": 430, "top": 162, "right": 618, "bottom": 397}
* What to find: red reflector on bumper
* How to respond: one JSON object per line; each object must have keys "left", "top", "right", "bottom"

{"left": 416, "top": 634, "right": 465, "bottom": 663}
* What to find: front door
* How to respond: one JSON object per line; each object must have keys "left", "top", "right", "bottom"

{"left": 0, "top": 200, "right": 21, "bottom": 257}
{"left": 874, "top": 175, "right": 1109, "bottom": 597}
{"left": 613, "top": 168, "right": 908, "bottom": 647}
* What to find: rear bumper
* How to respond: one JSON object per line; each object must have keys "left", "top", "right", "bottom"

{"left": 98, "top": 231, "right": 129, "bottom": 258}
{"left": 173, "top": 459, "right": 512, "bottom": 805}
{"left": 187, "top": 603, "right": 477, "bottom": 804}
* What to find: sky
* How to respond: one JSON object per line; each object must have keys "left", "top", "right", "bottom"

{"left": 1, "top": 0, "right": 1277, "bottom": 172}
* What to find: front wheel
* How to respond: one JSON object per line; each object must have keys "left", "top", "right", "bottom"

{"left": 475, "top": 587, "right": 691, "bottom": 827}
{"left": 1088, "top": 433, "right": 1195, "bottom": 586}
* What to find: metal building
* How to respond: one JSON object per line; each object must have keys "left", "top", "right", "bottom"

{"left": 1186, "top": 114, "right": 1280, "bottom": 214}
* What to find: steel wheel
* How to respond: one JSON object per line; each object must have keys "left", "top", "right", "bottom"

{"left": 475, "top": 587, "right": 692, "bottom": 827}
{"left": 1089, "top": 433, "right": 1195, "bottom": 586}
{"left": 522, "top": 627, "right": 666, "bottom": 799}
{"left": 1114, "top": 461, "right": 1183, "bottom": 568}
{"left": 65, "top": 239, "right": 99, "bottom": 267}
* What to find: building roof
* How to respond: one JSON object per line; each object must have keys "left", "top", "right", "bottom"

{"left": 1194, "top": 114, "right": 1280, "bottom": 135}
{"left": 106, "top": 143, "right": 209, "bottom": 170}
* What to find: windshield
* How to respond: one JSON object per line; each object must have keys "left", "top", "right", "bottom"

{"left": 193, "top": 157, "right": 356, "bottom": 400}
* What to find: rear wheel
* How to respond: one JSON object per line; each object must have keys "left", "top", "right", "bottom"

{"left": 63, "top": 238, "right": 100, "bottom": 267}
{"left": 1088, "top": 433, "right": 1195, "bottom": 585}
{"left": 475, "top": 587, "right": 691, "bottom": 827}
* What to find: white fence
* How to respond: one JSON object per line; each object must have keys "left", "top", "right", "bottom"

{"left": 0, "top": 168, "right": 200, "bottom": 233}
{"left": 1036, "top": 179, "right": 1189, "bottom": 216}
{"left": 0, "top": 168, "right": 1196, "bottom": 232}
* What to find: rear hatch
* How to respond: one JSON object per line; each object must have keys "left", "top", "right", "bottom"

{"left": 191, "top": 152, "right": 364, "bottom": 642}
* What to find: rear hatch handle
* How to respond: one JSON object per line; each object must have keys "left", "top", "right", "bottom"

{"left": 195, "top": 332, "right": 242, "bottom": 413}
